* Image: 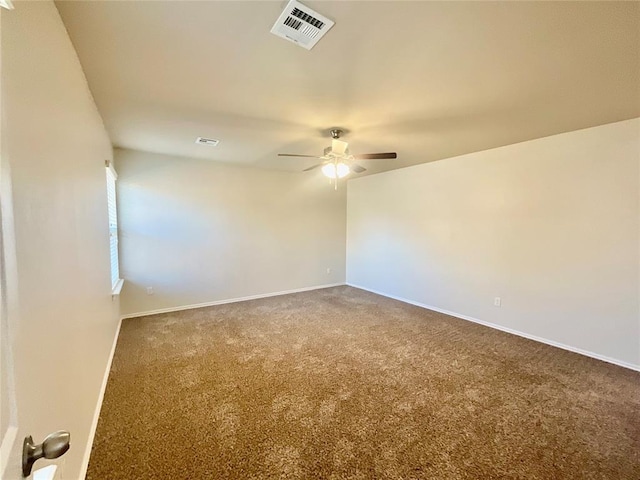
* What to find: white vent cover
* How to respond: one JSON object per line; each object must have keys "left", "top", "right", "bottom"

{"left": 195, "top": 137, "right": 219, "bottom": 146}
{"left": 270, "top": 0, "right": 334, "bottom": 50}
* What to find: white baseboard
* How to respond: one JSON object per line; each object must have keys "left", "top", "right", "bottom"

{"left": 79, "top": 316, "right": 123, "bottom": 479}
{"left": 120, "top": 283, "right": 346, "bottom": 320}
{"left": 347, "top": 283, "right": 640, "bottom": 372}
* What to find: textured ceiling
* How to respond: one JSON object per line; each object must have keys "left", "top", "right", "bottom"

{"left": 56, "top": 1, "right": 640, "bottom": 175}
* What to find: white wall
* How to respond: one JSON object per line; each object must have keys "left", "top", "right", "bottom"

{"left": 0, "top": 6, "right": 19, "bottom": 473}
{"left": 116, "top": 148, "right": 346, "bottom": 315}
{"left": 347, "top": 119, "right": 640, "bottom": 368}
{"left": 1, "top": 2, "right": 119, "bottom": 478}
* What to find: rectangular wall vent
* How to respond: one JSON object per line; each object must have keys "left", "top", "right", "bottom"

{"left": 270, "top": 0, "right": 334, "bottom": 50}
{"left": 195, "top": 137, "right": 219, "bottom": 146}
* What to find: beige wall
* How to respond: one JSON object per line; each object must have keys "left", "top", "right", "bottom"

{"left": 347, "top": 119, "right": 640, "bottom": 368}
{"left": 1, "top": 1, "right": 119, "bottom": 478}
{"left": 116, "top": 148, "right": 346, "bottom": 316}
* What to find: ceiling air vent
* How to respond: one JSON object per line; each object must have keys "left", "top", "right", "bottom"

{"left": 270, "top": 0, "right": 334, "bottom": 50}
{"left": 195, "top": 137, "right": 219, "bottom": 146}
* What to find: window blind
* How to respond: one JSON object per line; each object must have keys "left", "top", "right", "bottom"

{"left": 106, "top": 166, "right": 119, "bottom": 289}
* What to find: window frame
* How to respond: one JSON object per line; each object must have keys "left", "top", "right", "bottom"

{"left": 106, "top": 161, "right": 123, "bottom": 295}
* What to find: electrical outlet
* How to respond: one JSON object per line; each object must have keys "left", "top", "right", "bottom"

{"left": 326, "top": 267, "right": 331, "bottom": 274}
{"left": 146, "top": 286, "right": 154, "bottom": 295}
{"left": 494, "top": 297, "right": 501, "bottom": 307}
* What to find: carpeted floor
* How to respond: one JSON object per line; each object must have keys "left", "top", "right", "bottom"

{"left": 87, "top": 286, "right": 639, "bottom": 479}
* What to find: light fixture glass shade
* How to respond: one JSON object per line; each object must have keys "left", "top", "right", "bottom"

{"left": 322, "top": 163, "right": 350, "bottom": 179}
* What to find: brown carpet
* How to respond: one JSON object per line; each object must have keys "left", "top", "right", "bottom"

{"left": 87, "top": 286, "right": 639, "bottom": 479}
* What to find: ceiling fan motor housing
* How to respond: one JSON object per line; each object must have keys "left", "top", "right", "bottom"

{"left": 324, "top": 145, "right": 350, "bottom": 156}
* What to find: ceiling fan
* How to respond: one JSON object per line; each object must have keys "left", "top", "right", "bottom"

{"left": 278, "top": 129, "right": 397, "bottom": 183}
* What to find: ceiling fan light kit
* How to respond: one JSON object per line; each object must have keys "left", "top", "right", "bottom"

{"left": 322, "top": 162, "right": 350, "bottom": 179}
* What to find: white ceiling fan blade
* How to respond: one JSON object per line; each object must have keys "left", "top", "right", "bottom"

{"left": 332, "top": 139, "right": 348, "bottom": 156}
